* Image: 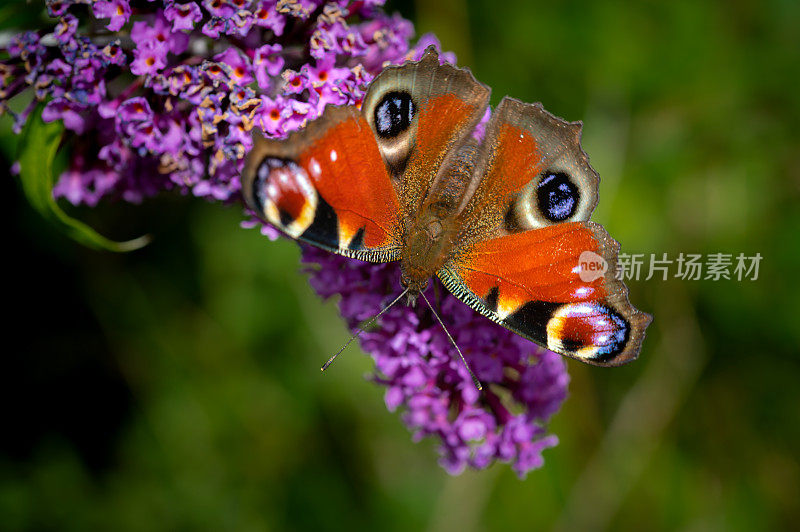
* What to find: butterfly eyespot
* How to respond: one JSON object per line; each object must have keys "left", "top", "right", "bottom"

{"left": 536, "top": 171, "right": 579, "bottom": 222}
{"left": 252, "top": 156, "right": 318, "bottom": 238}
{"left": 546, "top": 302, "right": 629, "bottom": 363}
{"left": 374, "top": 90, "right": 415, "bottom": 138}
{"left": 509, "top": 169, "right": 582, "bottom": 229}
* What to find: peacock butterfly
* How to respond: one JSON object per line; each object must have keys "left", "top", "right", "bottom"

{"left": 241, "top": 47, "right": 652, "bottom": 384}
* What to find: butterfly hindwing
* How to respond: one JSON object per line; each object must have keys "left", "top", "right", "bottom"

{"left": 452, "top": 97, "right": 599, "bottom": 246}
{"left": 242, "top": 105, "right": 402, "bottom": 262}
{"left": 361, "top": 47, "right": 490, "bottom": 224}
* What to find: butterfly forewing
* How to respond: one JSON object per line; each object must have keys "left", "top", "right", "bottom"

{"left": 440, "top": 222, "right": 651, "bottom": 366}
{"left": 242, "top": 106, "right": 402, "bottom": 262}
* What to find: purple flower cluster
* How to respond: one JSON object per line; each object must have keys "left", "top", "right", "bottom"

{"left": 302, "top": 247, "right": 568, "bottom": 477}
{"left": 1, "top": 0, "right": 414, "bottom": 203}
{"left": 1, "top": 0, "right": 569, "bottom": 477}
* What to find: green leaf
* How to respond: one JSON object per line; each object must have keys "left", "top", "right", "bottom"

{"left": 16, "top": 104, "right": 150, "bottom": 252}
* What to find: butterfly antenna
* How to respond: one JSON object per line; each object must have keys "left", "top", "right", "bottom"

{"left": 420, "top": 291, "right": 483, "bottom": 391}
{"left": 321, "top": 287, "right": 410, "bottom": 372}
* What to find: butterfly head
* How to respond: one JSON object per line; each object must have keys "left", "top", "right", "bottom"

{"left": 399, "top": 271, "right": 428, "bottom": 306}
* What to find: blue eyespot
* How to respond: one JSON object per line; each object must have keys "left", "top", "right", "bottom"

{"left": 537, "top": 171, "right": 579, "bottom": 222}
{"left": 374, "top": 91, "right": 415, "bottom": 138}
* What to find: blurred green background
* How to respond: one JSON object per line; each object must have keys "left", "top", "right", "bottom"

{"left": 2, "top": 0, "right": 800, "bottom": 530}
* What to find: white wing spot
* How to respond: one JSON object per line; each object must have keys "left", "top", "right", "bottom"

{"left": 574, "top": 286, "right": 592, "bottom": 298}
{"left": 330, "top": 149, "right": 337, "bottom": 162}
{"left": 309, "top": 157, "right": 321, "bottom": 178}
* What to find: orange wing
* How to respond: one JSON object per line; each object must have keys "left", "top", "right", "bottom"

{"left": 242, "top": 106, "right": 402, "bottom": 261}
{"left": 441, "top": 222, "right": 651, "bottom": 365}
{"left": 441, "top": 97, "right": 650, "bottom": 366}
{"left": 243, "top": 47, "right": 490, "bottom": 262}
{"left": 457, "top": 222, "right": 604, "bottom": 310}
{"left": 360, "top": 47, "right": 490, "bottom": 222}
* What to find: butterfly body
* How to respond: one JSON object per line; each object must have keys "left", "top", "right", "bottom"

{"left": 243, "top": 47, "right": 651, "bottom": 366}
{"left": 399, "top": 167, "right": 474, "bottom": 297}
